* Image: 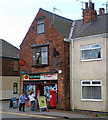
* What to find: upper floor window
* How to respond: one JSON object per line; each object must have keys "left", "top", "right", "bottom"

{"left": 81, "top": 44, "right": 101, "bottom": 61}
{"left": 32, "top": 46, "right": 49, "bottom": 66}
{"left": 37, "top": 20, "right": 44, "bottom": 34}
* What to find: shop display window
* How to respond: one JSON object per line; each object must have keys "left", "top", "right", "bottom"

{"left": 24, "top": 84, "right": 36, "bottom": 97}
{"left": 44, "top": 84, "right": 58, "bottom": 102}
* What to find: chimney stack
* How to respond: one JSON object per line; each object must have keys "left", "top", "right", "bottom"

{"left": 83, "top": 0, "right": 97, "bottom": 24}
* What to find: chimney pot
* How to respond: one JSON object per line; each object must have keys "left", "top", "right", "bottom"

{"left": 85, "top": 2, "right": 88, "bottom": 9}
{"left": 89, "top": 0, "right": 92, "bottom": 9}
{"left": 92, "top": 3, "right": 94, "bottom": 10}
{"left": 102, "top": 8, "right": 105, "bottom": 14}
{"left": 99, "top": 8, "right": 102, "bottom": 14}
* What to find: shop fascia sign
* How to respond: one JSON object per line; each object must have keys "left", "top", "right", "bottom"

{"left": 40, "top": 73, "right": 57, "bottom": 80}
{"left": 23, "top": 73, "right": 57, "bottom": 80}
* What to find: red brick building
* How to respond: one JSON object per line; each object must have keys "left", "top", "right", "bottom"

{"left": 19, "top": 8, "right": 73, "bottom": 110}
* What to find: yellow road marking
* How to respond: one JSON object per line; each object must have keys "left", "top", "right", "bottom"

{"left": 0, "top": 111, "right": 56, "bottom": 119}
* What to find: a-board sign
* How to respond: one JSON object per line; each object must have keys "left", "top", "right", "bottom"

{"left": 9, "top": 97, "right": 18, "bottom": 108}
{"left": 38, "top": 96, "right": 47, "bottom": 109}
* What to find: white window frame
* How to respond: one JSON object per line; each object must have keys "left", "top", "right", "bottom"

{"left": 13, "top": 83, "right": 18, "bottom": 94}
{"left": 81, "top": 44, "right": 102, "bottom": 62}
{"left": 32, "top": 46, "right": 49, "bottom": 65}
{"left": 81, "top": 80, "right": 102, "bottom": 101}
{"left": 37, "top": 20, "right": 44, "bottom": 34}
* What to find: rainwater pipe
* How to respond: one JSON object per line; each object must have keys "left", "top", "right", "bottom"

{"left": 68, "top": 21, "right": 75, "bottom": 111}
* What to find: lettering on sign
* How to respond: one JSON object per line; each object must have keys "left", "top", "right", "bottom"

{"left": 41, "top": 73, "right": 57, "bottom": 80}
{"left": 29, "top": 74, "right": 40, "bottom": 79}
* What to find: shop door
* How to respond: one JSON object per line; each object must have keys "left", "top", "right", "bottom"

{"left": 37, "top": 84, "right": 44, "bottom": 96}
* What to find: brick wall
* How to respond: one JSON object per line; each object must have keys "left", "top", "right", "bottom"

{"left": 19, "top": 9, "right": 70, "bottom": 110}
{"left": 64, "top": 42, "right": 70, "bottom": 110}
{"left": 83, "top": 9, "right": 97, "bottom": 24}
{"left": 2, "top": 57, "right": 20, "bottom": 76}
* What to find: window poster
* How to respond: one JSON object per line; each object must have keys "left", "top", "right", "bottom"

{"left": 44, "top": 84, "right": 58, "bottom": 102}
{"left": 24, "top": 84, "right": 36, "bottom": 97}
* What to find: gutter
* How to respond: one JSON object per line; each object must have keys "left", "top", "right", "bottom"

{"left": 73, "top": 33, "right": 108, "bottom": 41}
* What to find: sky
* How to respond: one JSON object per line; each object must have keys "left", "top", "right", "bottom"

{"left": 0, "top": 0, "right": 107, "bottom": 48}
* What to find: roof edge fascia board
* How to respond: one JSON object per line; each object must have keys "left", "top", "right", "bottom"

{"left": 73, "top": 33, "right": 108, "bottom": 41}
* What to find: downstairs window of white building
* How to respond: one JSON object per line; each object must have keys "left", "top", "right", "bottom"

{"left": 13, "top": 83, "right": 18, "bottom": 94}
{"left": 81, "top": 80, "right": 102, "bottom": 101}
{"left": 81, "top": 44, "right": 101, "bottom": 61}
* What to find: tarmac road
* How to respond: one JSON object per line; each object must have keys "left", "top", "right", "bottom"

{"left": 1, "top": 101, "right": 106, "bottom": 120}
{"left": 1, "top": 111, "right": 107, "bottom": 120}
{"left": 1, "top": 111, "right": 58, "bottom": 119}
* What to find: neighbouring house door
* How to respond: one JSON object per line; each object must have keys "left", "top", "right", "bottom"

{"left": 37, "top": 84, "right": 44, "bottom": 96}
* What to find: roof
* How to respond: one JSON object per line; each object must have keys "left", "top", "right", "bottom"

{"left": 41, "top": 8, "right": 73, "bottom": 38}
{"left": 72, "top": 14, "right": 108, "bottom": 39}
{"left": 0, "top": 39, "right": 19, "bottom": 59}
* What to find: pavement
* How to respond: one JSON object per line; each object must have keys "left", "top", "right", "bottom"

{"left": 1, "top": 101, "right": 108, "bottom": 119}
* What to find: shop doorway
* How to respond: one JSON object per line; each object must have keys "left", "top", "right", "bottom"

{"left": 37, "top": 84, "right": 44, "bottom": 96}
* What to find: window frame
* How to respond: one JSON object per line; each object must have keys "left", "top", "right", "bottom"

{"left": 81, "top": 80, "right": 102, "bottom": 101}
{"left": 13, "top": 83, "right": 18, "bottom": 94}
{"left": 80, "top": 44, "right": 102, "bottom": 62}
{"left": 32, "top": 45, "right": 49, "bottom": 67}
{"left": 37, "top": 20, "right": 44, "bottom": 34}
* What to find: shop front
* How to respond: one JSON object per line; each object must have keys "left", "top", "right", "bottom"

{"left": 22, "top": 73, "right": 58, "bottom": 106}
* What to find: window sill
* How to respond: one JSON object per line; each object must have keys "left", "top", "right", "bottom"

{"left": 81, "top": 58, "right": 102, "bottom": 62}
{"left": 32, "top": 64, "right": 50, "bottom": 68}
{"left": 81, "top": 99, "right": 102, "bottom": 102}
{"left": 37, "top": 32, "right": 45, "bottom": 34}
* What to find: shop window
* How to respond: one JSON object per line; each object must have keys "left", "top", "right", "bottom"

{"left": 44, "top": 84, "right": 58, "bottom": 102}
{"left": 32, "top": 46, "right": 49, "bottom": 66}
{"left": 24, "top": 84, "right": 36, "bottom": 97}
{"left": 13, "top": 83, "right": 18, "bottom": 94}
{"left": 81, "top": 80, "right": 102, "bottom": 101}
{"left": 81, "top": 44, "right": 101, "bottom": 61}
{"left": 37, "top": 20, "right": 44, "bottom": 34}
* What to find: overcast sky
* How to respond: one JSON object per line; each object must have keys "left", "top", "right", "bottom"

{"left": 0, "top": 0, "right": 107, "bottom": 48}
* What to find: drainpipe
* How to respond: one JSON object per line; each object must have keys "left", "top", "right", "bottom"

{"left": 68, "top": 21, "right": 75, "bottom": 111}
{"left": 71, "top": 37, "right": 74, "bottom": 111}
